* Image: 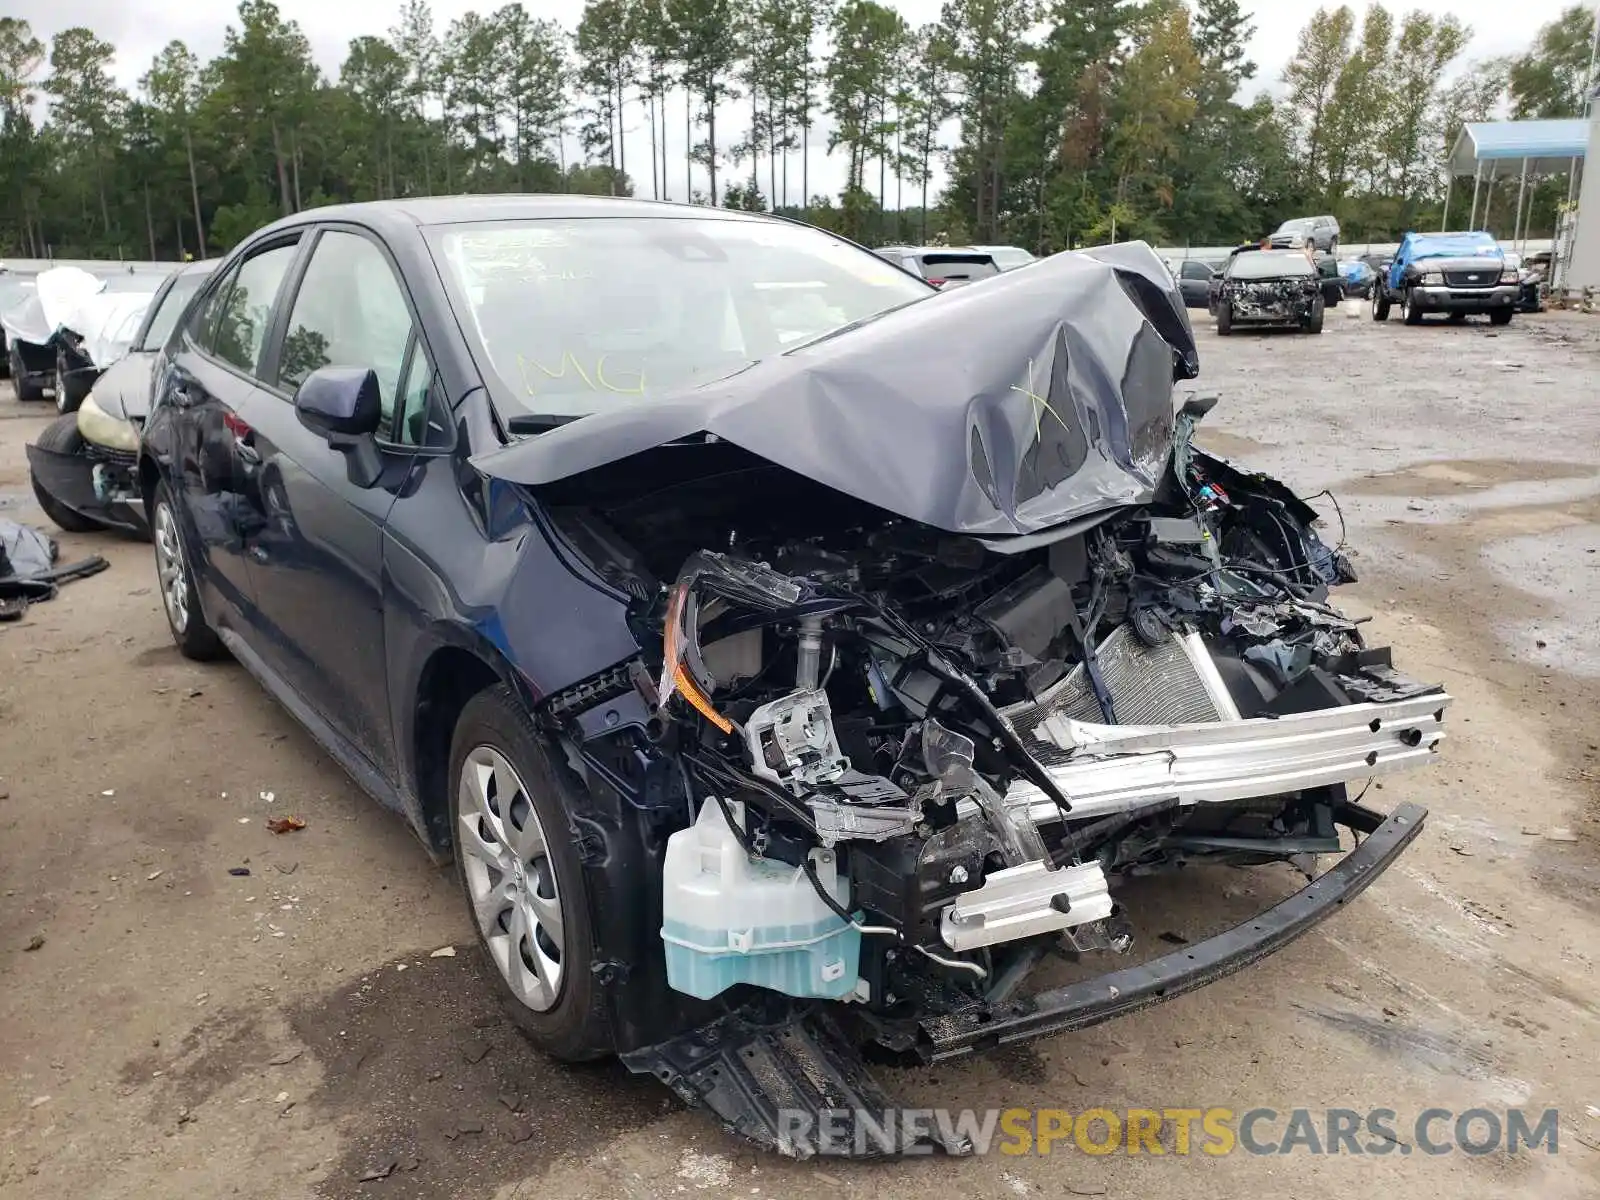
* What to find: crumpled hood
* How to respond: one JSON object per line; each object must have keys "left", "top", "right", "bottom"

{"left": 474, "top": 240, "right": 1199, "bottom": 539}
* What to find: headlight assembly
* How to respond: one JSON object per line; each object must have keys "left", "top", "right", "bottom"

{"left": 76, "top": 393, "right": 141, "bottom": 453}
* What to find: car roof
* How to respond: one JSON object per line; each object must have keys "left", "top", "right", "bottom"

{"left": 248, "top": 194, "right": 783, "bottom": 241}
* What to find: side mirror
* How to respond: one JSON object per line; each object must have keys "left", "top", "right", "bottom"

{"left": 293, "top": 366, "right": 384, "bottom": 488}
{"left": 294, "top": 366, "right": 381, "bottom": 439}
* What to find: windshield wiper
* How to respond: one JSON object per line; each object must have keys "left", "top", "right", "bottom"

{"left": 506, "top": 413, "right": 584, "bottom": 436}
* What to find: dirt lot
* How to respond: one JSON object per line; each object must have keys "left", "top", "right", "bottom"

{"left": 2, "top": 304, "right": 1598, "bottom": 1200}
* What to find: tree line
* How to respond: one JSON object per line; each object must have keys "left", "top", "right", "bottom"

{"left": 0, "top": 1, "right": 1595, "bottom": 262}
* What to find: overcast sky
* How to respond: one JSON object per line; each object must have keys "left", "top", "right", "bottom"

{"left": 9, "top": 0, "right": 1586, "bottom": 203}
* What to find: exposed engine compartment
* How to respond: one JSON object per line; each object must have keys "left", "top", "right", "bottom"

{"left": 542, "top": 397, "right": 1449, "bottom": 1033}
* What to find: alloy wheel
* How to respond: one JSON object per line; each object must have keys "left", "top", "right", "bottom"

{"left": 457, "top": 745, "right": 565, "bottom": 1012}
{"left": 153, "top": 503, "right": 190, "bottom": 634}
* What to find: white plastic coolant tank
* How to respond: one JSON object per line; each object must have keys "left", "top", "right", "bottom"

{"left": 661, "top": 799, "right": 861, "bottom": 1000}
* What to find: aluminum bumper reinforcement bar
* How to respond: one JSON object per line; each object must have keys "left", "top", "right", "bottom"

{"left": 998, "top": 693, "right": 1450, "bottom": 824}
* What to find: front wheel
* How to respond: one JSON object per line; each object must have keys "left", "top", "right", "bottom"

{"left": 1304, "top": 296, "right": 1325, "bottom": 334}
{"left": 1372, "top": 288, "right": 1390, "bottom": 321}
{"left": 1490, "top": 308, "right": 1513, "bottom": 326}
{"left": 1216, "top": 303, "right": 1233, "bottom": 335}
{"left": 449, "top": 685, "right": 613, "bottom": 1062}
{"left": 1402, "top": 289, "right": 1423, "bottom": 325}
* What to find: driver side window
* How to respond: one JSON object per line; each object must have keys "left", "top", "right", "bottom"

{"left": 276, "top": 229, "right": 417, "bottom": 441}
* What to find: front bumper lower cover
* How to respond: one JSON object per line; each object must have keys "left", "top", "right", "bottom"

{"left": 625, "top": 799, "right": 1426, "bottom": 1157}
{"left": 25, "top": 442, "right": 148, "bottom": 535}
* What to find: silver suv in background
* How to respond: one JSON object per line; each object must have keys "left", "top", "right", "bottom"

{"left": 1269, "top": 215, "right": 1340, "bottom": 253}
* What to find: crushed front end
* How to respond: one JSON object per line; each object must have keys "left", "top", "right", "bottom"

{"left": 1223, "top": 276, "right": 1319, "bottom": 326}
{"left": 487, "top": 242, "right": 1446, "bottom": 1158}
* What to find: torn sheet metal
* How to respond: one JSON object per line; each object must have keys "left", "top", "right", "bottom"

{"left": 473, "top": 241, "right": 1199, "bottom": 538}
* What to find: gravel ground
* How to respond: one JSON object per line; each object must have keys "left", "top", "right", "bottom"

{"left": 1, "top": 303, "right": 1597, "bottom": 1200}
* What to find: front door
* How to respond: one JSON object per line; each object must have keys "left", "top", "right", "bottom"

{"left": 233, "top": 227, "right": 428, "bottom": 784}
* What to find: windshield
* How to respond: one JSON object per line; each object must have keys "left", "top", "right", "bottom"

{"left": 141, "top": 271, "right": 209, "bottom": 350}
{"left": 1230, "top": 252, "right": 1313, "bottom": 279}
{"left": 427, "top": 216, "right": 932, "bottom": 419}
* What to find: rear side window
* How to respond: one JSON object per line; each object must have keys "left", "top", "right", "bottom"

{"left": 207, "top": 242, "right": 300, "bottom": 376}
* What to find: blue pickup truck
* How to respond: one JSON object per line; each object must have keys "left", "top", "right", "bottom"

{"left": 1371, "top": 231, "right": 1518, "bottom": 326}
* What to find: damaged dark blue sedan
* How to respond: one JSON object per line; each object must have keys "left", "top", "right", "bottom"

{"left": 138, "top": 196, "right": 1449, "bottom": 1158}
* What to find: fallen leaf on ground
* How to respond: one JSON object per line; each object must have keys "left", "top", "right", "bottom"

{"left": 268, "top": 1049, "right": 304, "bottom": 1066}
{"left": 266, "top": 816, "right": 306, "bottom": 835}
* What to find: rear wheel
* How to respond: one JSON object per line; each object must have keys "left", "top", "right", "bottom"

{"left": 1490, "top": 308, "right": 1513, "bottom": 326}
{"left": 29, "top": 413, "right": 106, "bottom": 534}
{"left": 1216, "top": 303, "right": 1233, "bottom": 336}
{"left": 152, "top": 482, "right": 226, "bottom": 660}
{"left": 449, "top": 685, "right": 613, "bottom": 1062}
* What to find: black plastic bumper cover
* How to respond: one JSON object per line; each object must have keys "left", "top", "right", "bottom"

{"left": 24, "top": 443, "right": 147, "bottom": 534}
{"left": 917, "top": 800, "right": 1425, "bottom": 1062}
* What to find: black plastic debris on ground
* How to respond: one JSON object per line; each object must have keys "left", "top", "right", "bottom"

{"left": 0, "top": 517, "right": 108, "bottom": 621}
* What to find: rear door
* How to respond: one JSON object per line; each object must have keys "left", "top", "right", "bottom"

{"left": 231, "top": 225, "right": 427, "bottom": 783}
{"left": 162, "top": 236, "right": 303, "bottom": 625}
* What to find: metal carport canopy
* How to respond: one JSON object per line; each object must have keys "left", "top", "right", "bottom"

{"left": 1449, "top": 120, "right": 1589, "bottom": 176}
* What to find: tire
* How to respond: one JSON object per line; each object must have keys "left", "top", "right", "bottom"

{"left": 30, "top": 413, "right": 107, "bottom": 534}
{"left": 1216, "top": 303, "right": 1233, "bottom": 336}
{"left": 10, "top": 346, "right": 47, "bottom": 402}
{"left": 152, "top": 481, "right": 226, "bottom": 660}
{"left": 55, "top": 352, "right": 91, "bottom": 414}
{"left": 1372, "top": 288, "right": 1390, "bottom": 321}
{"left": 449, "top": 684, "right": 613, "bottom": 1062}
{"left": 1402, "top": 288, "right": 1422, "bottom": 325}
{"left": 1490, "top": 308, "right": 1513, "bottom": 326}
{"left": 1304, "top": 296, "right": 1325, "bottom": 334}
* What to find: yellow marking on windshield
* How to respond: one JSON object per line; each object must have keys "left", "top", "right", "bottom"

{"left": 517, "top": 351, "right": 646, "bottom": 397}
